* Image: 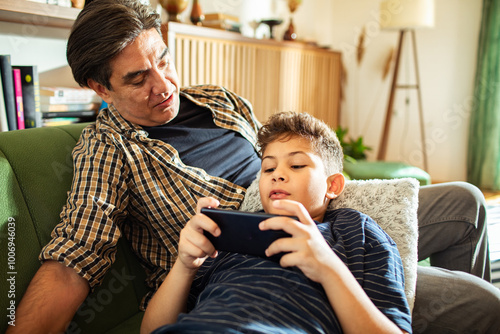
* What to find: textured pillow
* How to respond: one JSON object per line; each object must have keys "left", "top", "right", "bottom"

{"left": 240, "top": 175, "right": 419, "bottom": 312}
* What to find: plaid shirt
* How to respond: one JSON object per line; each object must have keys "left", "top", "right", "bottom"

{"left": 40, "top": 85, "right": 261, "bottom": 309}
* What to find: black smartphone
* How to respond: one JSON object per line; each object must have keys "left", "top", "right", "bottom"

{"left": 201, "top": 208, "right": 293, "bottom": 261}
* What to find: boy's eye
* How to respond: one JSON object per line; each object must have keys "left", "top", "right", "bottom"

{"left": 291, "top": 165, "right": 306, "bottom": 169}
{"left": 263, "top": 167, "right": 275, "bottom": 173}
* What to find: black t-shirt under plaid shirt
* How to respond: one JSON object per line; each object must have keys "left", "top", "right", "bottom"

{"left": 39, "top": 85, "right": 262, "bottom": 309}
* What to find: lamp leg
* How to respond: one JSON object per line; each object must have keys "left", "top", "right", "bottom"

{"left": 378, "top": 29, "right": 406, "bottom": 161}
{"left": 411, "top": 30, "right": 429, "bottom": 171}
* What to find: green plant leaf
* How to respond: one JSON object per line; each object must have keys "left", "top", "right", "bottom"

{"left": 334, "top": 126, "right": 372, "bottom": 161}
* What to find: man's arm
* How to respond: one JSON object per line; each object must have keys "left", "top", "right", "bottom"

{"left": 6, "top": 260, "right": 89, "bottom": 334}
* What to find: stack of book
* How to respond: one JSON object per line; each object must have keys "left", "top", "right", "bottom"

{"left": 40, "top": 86, "right": 101, "bottom": 127}
{"left": 0, "top": 54, "right": 102, "bottom": 131}
{"left": 202, "top": 13, "right": 241, "bottom": 33}
{"left": 0, "top": 55, "right": 42, "bottom": 131}
{"left": 26, "top": 0, "right": 73, "bottom": 7}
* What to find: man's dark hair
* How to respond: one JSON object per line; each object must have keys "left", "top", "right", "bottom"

{"left": 67, "top": 0, "right": 161, "bottom": 90}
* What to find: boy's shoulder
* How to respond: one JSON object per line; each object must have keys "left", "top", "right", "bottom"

{"left": 322, "top": 208, "right": 395, "bottom": 245}
{"left": 324, "top": 207, "right": 371, "bottom": 223}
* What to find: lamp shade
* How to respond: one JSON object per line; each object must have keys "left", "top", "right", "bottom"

{"left": 380, "top": 0, "right": 435, "bottom": 29}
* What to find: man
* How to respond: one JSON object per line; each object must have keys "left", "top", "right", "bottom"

{"left": 8, "top": 0, "right": 500, "bottom": 333}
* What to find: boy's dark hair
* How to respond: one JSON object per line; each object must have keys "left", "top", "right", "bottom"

{"left": 67, "top": 0, "right": 161, "bottom": 90}
{"left": 257, "top": 111, "right": 344, "bottom": 175}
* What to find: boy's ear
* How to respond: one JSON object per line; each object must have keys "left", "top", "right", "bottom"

{"left": 87, "top": 79, "right": 112, "bottom": 104}
{"left": 325, "top": 173, "right": 345, "bottom": 200}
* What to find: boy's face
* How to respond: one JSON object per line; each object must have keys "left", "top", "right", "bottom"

{"left": 259, "top": 135, "right": 340, "bottom": 222}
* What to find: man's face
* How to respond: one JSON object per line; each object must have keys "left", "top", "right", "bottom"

{"left": 91, "top": 28, "right": 181, "bottom": 127}
{"left": 259, "top": 135, "right": 333, "bottom": 222}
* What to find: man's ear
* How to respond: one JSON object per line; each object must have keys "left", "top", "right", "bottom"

{"left": 87, "top": 79, "right": 112, "bottom": 104}
{"left": 325, "top": 173, "right": 345, "bottom": 200}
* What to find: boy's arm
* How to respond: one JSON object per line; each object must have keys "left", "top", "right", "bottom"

{"left": 318, "top": 257, "right": 407, "bottom": 334}
{"left": 140, "top": 197, "right": 221, "bottom": 334}
{"left": 6, "top": 261, "right": 89, "bottom": 334}
{"left": 140, "top": 259, "right": 197, "bottom": 334}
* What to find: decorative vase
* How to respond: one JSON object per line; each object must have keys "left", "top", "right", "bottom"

{"left": 190, "top": 0, "right": 204, "bottom": 26}
{"left": 160, "top": 0, "right": 189, "bottom": 23}
{"left": 283, "top": 18, "right": 296, "bottom": 41}
{"left": 283, "top": 0, "right": 302, "bottom": 41}
{"left": 71, "top": 0, "right": 85, "bottom": 9}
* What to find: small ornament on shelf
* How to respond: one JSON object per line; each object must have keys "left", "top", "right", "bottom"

{"left": 283, "top": 18, "right": 296, "bottom": 41}
{"left": 71, "top": 0, "right": 85, "bottom": 9}
{"left": 203, "top": 13, "right": 241, "bottom": 33}
{"left": 283, "top": 0, "right": 302, "bottom": 41}
{"left": 190, "top": 0, "right": 204, "bottom": 26}
{"left": 248, "top": 20, "right": 261, "bottom": 38}
{"left": 160, "top": 0, "right": 189, "bottom": 23}
{"left": 260, "top": 19, "right": 283, "bottom": 40}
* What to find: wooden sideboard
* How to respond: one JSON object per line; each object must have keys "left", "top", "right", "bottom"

{"left": 162, "top": 22, "right": 342, "bottom": 128}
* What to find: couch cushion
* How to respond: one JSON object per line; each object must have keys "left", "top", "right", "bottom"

{"left": 0, "top": 124, "right": 148, "bottom": 334}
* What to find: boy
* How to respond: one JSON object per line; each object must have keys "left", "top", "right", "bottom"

{"left": 141, "top": 111, "right": 411, "bottom": 333}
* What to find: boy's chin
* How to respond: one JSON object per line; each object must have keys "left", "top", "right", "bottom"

{"left": 265, "top": 207, "right": 290, "bottom": 217}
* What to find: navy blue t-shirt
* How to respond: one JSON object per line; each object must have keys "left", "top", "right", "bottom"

{"left": 142, "top": 96, "right": 261, "bottom": 188}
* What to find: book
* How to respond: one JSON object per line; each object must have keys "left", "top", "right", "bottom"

{"left": 42, "top": 117, "right": 83, "bottom": 127}
{"left": 13, "top": 65, "right": 42, "bottom": 128}
{"left": 41, "top": 102, "right": 100, "bottom": 112}
{"left": 204, "top": 13, "right": 239, "bottom": 22}
{"left": 26, "top": 0, "right": 72, "bottom": 7}
{"left": 0, "top": 73, "right": 8, "bottom": 132}
{"left": 42, "top": 110, "right": 97, "bottom": 119}
{"left": 40, "top": 86, "right": 101, "bottom": 105}
{"left": 12, "top": 68, "right": 25, "bottom": 130}
{"left": 203, "top": 20, "right": 241, "bottom": 33}
{"left": 0, "top": 55, "right": 17, "bottom": 130}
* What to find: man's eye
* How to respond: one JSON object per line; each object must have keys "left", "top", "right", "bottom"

{"left": 130, "top": 75, "right": 146, "bottom": 86}
{"left": 132, "top": 80, "right": 145, "bottom": 86}
{"left": 159, "top": 60, "right": 169, "bottom": 70}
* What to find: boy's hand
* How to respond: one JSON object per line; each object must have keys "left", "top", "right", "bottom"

{"left": 260, "top": 199, "right": 340, "bottom": 284}
{"left": 177, "top": 197, "right": 221, "bottom": 271}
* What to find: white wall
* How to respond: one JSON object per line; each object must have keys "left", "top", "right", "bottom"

{"left": 0, "top": 21, "right": 75, "bottom": 86}
{"left": 0, "top": 0, "right": 482, "bottom": 182}
{"left": 296, "top": 0, "right": 481, "bottom": 183}
{"left": 194, "top": 0, "right": 483, "bottom": 182}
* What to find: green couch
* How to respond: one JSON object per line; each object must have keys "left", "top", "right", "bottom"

{"left": 344, "top": 160, "right": 431, "bottom": 186}
{"left": 0, "top": 123, "right": 146, "bottom": 333}
{"left": 0, "top": 123, "right": 428, "bottom": 333}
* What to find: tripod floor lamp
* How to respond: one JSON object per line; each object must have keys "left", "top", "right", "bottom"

{"left": 377, "top": 0, "right": 435, "bottom": 171}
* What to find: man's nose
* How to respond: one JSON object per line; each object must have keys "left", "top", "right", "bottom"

{"left": 151, "top": 68, "right": 169, "bottom": 95}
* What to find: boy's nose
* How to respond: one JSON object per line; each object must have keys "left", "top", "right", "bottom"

{"left": 272, "top": 176, "right": 285, "bottom": 182}
{"left": 272, "top": 168, "right": 287, "bottom": 182}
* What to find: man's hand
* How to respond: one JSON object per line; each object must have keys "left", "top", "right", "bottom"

{"left": 6, "top": 260, "right": 89, "bottom": 334}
